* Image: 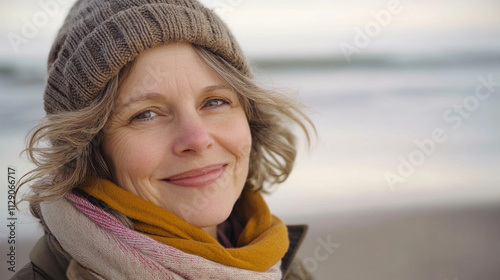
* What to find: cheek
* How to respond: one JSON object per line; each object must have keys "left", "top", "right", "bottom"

{"left": 240, "top": 127, "right": 253, "bottom": 162}
{"left": 224, "top": 113, "right": 252, "bottom": 164}
{"left": 102, "top": 130, "right": 165, "bottom": 182}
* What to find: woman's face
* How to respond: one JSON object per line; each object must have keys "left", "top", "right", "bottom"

{"left": 102, "top": 42, "right": 252, "bottom": 229}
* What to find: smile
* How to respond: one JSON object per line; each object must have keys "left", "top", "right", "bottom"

{"left": 163, "top": 164, "right": 227, "bottom": 188}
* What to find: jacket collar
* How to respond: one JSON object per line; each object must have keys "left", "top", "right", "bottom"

{"left": 281, "top": 225, "right": 308, "bottom": 278}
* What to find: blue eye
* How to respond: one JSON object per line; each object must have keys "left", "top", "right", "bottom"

{"left": 203, "top": 98, "right": 230, "bottom": 108}
{"left": 132, "top": 110, "right": 157, "bottom": 122}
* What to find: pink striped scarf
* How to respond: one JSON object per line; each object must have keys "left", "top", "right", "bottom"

{"left": 39, "top": 193, "right": 282, "bottom": 279}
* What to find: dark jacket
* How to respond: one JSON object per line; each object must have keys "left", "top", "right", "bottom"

{"left": 11, "top": 225, "right": 311, "bottom": 280}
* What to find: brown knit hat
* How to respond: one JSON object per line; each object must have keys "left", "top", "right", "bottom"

{"left": 44, "top": 0, "right": 251, "bottom": 114}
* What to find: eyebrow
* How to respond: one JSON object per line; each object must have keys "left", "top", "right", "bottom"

{"left": 114, "top": 85, "right": 233, "bottom": 113}
{"left": 200, "top": 85, "right": 232, "bottom": 95}
{"left": 114, "top": 92, "right": 167, "bottom": 114}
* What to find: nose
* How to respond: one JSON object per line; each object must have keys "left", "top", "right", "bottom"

{"left": 172, "top": 113, "right": 213, "bottom": 155}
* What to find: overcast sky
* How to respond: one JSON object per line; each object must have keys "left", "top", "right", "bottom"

{"left": 1, "top": 0, "right": 500, "bottom": 61}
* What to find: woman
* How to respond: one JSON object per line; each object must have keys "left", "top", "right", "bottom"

{"left": 13, "top": 0, "right": 314, "bottom": 279}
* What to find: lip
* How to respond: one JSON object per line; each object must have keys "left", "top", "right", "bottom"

{"left": 163, "top": 164, "right": 227, "bottom": 188}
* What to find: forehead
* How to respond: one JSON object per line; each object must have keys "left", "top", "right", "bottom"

{"left": 117, "top": 42, "right": 224, "bottom": 101}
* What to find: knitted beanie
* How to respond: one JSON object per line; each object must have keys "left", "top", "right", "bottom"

{"left": 44, "top": 0, "right": 251, "bottom": 114}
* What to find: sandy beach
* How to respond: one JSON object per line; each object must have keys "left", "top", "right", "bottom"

{"left": 289, "top": 202, "right": 500, "bottom": 280}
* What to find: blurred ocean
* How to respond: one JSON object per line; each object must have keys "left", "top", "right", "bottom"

{"left": 1, "top": 0, "right": 500, "bottom": 279}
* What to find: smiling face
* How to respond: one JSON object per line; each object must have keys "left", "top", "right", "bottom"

{"left": 102, "top": 42, "right": 252, "bottom": 230}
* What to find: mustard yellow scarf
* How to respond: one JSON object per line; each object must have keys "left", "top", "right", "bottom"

{"left": 82, "top": 178, "right": 288, "bottom": 272}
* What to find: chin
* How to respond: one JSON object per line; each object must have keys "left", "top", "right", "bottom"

{"left": 177, "top": 199, "right": 236, "bottom": 229}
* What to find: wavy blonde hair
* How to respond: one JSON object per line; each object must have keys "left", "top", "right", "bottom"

{"left": 17, "top": 44, "right": 315, "bottom": 209}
